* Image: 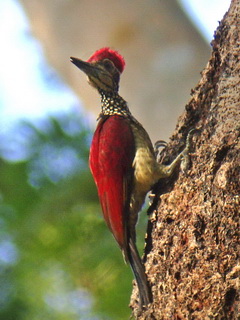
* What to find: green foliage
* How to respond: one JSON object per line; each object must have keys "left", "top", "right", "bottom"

{"left": 0, "top": 113, "right": 135, "bottom": 320}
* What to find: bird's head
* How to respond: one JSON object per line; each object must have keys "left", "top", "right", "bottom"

{"left": 70, "top": 48, "right": 125, "bottom": 93}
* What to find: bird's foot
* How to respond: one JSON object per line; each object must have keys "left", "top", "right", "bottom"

{"left": 155, "top": 128, "right": 199, "bottom": 179}
{"left": 180, "top": 128, "right": 199, "bottom": 173}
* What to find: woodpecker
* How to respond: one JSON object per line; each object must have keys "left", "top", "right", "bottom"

{"left": 70, "top": 48, "right": 192, "bottom": 308}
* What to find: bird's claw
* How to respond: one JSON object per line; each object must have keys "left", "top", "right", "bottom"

{"left": 180, "top": 129, "right": 199, "bottom": 173}
{"left": 154, "top": 139, "right": 167, "bottom": 163}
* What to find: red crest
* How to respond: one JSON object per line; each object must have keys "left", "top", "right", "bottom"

{"left": 87, "top": 47, "right": 125, "bottom": 73}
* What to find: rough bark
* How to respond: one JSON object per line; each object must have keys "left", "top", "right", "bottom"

{"left": 131, "top": 0, "right": 240, "bottom": 318}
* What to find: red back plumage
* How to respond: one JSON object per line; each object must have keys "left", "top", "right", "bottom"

{"left": 89, "top": 116, "right": 135, "bottom": 252}
{"left": 87, "top": 47, "right": 125, "bottom": 73}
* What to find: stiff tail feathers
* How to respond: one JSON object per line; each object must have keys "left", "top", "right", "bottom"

{"left": 127, "top": 237, "right": 152, "bottom": 308}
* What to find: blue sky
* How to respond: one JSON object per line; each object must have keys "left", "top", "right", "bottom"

{"left": 0, "top": 0, "right": 79, "bottom": 128}
{"left": 180, "top": 0, "right": 230, "bottom": 40}
{"left": 0, "top": 0, "right": 231, "bottom": 127}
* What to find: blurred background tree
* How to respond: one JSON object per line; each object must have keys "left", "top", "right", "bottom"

{"left": 0, "top": 0, "right": 230, "bottom": 319}
{"left": 0, "top": 113, "right": 136, "bottom": 319}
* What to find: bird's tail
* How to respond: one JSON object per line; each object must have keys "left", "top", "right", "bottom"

{"left": 127, "top": 237, "right": 152, "bottom": 308}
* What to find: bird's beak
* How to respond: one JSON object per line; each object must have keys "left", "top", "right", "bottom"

{"left": 70, "top": 56, "right": 115, "bottom": 91}
{"left": 70, "top": 57, "right": 99, "bottom": 78}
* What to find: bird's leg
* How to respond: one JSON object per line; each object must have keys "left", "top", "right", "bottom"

{"left": 157, "top": 129, "right": 196, "bottom": 179}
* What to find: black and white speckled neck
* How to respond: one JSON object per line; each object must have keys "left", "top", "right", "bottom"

{"left": 99, "top": 90, "right": 132, "bottom": 118}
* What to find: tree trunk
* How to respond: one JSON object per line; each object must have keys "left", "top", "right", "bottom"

{"left": 131, "top": 0, "right": 240, "bottom": 318}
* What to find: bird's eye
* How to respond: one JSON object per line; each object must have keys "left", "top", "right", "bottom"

{"left": 102, "top": 59, "right": 115, "bottom": 71}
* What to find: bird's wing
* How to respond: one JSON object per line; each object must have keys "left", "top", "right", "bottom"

{"left": 89, "top": 115, "right": 135, "bottom": 253}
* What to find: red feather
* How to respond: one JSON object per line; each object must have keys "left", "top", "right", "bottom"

{"left": 87, "top": 48, "right": 125, "bottom": 73}
{"left": 89, "top": 115, "right": 135, "bottom": 250}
